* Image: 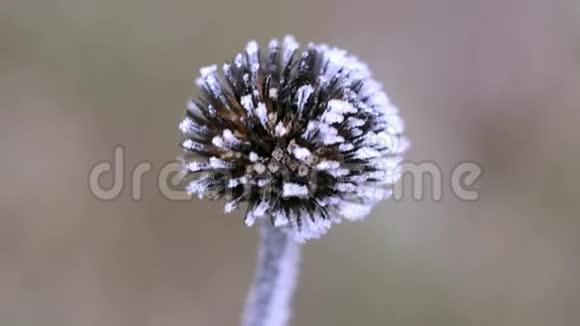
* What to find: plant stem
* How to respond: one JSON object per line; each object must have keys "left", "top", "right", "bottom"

{"left": 241, "top": 221, "right": 302, "bottom": 326}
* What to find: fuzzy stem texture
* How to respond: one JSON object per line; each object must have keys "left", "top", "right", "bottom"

{"left": 241, "top": 221, "right": 302, "bottom": 326}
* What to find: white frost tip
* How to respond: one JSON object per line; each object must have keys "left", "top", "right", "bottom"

{"left": 246, "top": 40, "right": 259, "bottom": 55}
{"left": 273, "top": 210, "right": 290, "bottom": 227}
{"left": 282, "top": 183, "right": 309, "bottom": 198}
{"left": 199, "top": 64, "right": 217, "bottom": 77}
{"left": 306, "top": 121, "right": 345, "bottom": 145}
{"left": 178, "top": 117, "right": 193, "bottom": 133}
{"left": 322, "top": 100, "right": 357, "bottom": 124}
{"left": 369, "top": 93, "right": 390, "bottom": 108}
{"left": 186, "top": 100, "right": 198, "bottom": 112}
{"left": 386, "top": 114, "right": 405, "bottom": 134}
{"left": 268, "top": 38, "right": 279, "bottom": 50}
{"left": 182, "top": 139, "right": 194, "bottom": 149}
{"left": 292, "top": 146, "right": 312, "bottom": 163}
{"left": 269, "top": 88, "right": 278, "bottom": 98}
{"left": 275, "top": 122, "right": 289, "bottom": 137}
{"left": 355, "top": 147, "right": 382, "bottom": 160}
{"left": 245, "top": 200, "right": 269, "bottom": 226}
{"left": 339, "top": 201, "right": 373, "bottom": 221}
{"left": 360, "top": 80, "right": 383, "bottom": 97}
{"left": 222, "top": 129, "right": 241, "bottom": 146}
{"left": 255, "top": 102, "right": 268, "bottom": 126}
{"left": 328, "top": 168, "right": 350, "bottom": 177}
{"left": 315, "top": 160, "right": 340, "bottom": 170}
{"left": 283, "top": 35, "right": 299, "bottom": 50}
{"left": 323, "top": 134, "right": 344, "bottom": 145}
{"left": 369, "top": 132, "right": 396, "bottom": 149}
{"left": 187, "top": 161, "right": 206, "bottom": 172}
{"left": 369, "top": 157, "right": 403, "bottom": 171}
{"left": 282, "top": 35, "right": 299, "bottom": 65}
{"left": 335, "top": 183, "right": 356, "bottom": 192}
{"left": 253, "top": 163, "right": 266, "bottom": 174}
{"left": 209, "top": 157, "right": 231, "bottom": 169}
{"left": 357, "top": 187, "right": 389, "bottom": 201}
{"left": 211, "top": 136, "right": 224, "bottom": 148}
{"left": 296, "top": 85, "right": 314, "bottom": 111}
{"left": 240, "top": 94, "right": 254, "bottom": 112}
{"left": 339, "top": 143, "right": 355, "bottom": 152}
{"left": 251, "top": 63, "right": 260, "bottom": 73}
{"left": 227, "top": 176, "right": 249, "bottom": 188}
{"left": 228, "top": 179, "right": 240, "bottom": 188}
{"left": 186, "top": 178, "right": 210, "bottom": 197}
{"left": 351, "top": 128, "right": 363, "bottom": 137}
{"left": 224, "top": 200, "right": 239, "bottom": 213}
{"left": 293, "top": 212, "right": 331, "bottom": 242}
{"left": 346, "top": 117, "right": 365, "bottom": 129}
{"left": 234, "top": 53, "right": 244, "bottom": 68}
{"left": 249, "top": 152, "right": 259, "bottom": 162}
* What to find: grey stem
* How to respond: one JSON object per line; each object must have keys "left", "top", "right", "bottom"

{"left": 241, "top": 221, "right": 302, "bottom": 326}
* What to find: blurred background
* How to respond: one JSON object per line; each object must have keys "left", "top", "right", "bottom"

{"left": 1, "top": 0, "right": 579, "bottom": 325}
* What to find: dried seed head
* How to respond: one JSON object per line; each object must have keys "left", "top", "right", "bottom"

{"left": 178, "top": 35, "right": 409, "bottom": 242}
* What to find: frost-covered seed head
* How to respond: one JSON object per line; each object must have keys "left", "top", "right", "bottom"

{"left": 178, "top": 36, "right": 408, "bottom": 242}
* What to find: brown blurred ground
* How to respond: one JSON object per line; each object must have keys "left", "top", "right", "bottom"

{"left": 1, "top": 0, "right": 579, "bottom": 325}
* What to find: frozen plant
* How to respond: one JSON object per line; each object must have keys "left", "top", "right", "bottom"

{"left": 178, "top": 35, "right": 408, "bottom": 326}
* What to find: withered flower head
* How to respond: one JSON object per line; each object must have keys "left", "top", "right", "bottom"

{"left": 178, "top": 36, "right": 408, "bottom": 242}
